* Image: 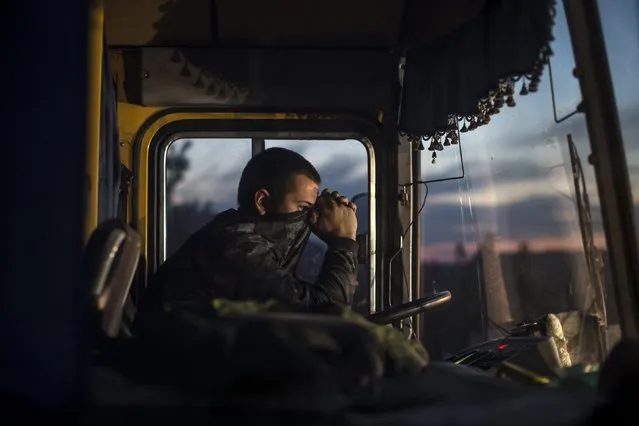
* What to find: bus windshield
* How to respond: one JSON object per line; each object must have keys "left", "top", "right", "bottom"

{"left": 418, "top": 1, "right": 621, "bottom": 365}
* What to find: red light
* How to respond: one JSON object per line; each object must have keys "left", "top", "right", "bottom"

{"left": 497, "top": 344, "right": 508, "bottom": 350}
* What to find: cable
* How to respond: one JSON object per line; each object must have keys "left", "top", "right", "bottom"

{"left": 389, "top": 125, "right": 464, "bottom": 334}
{"left": 402, "top": 182, "right": 429, "bottom": 239}
{"left": 416, "top": 130, "right": 465, "bottom": 184}
{"left": 387, "top": 183, "right": 429, "bottom": 309}
{"left": 489, "top": 317, "right": 512, "bottom": 337}
{"left": 399, "top": 184, "right": 430, "bottom": 338}
{"left": 401, "top": 183, "right": 429, "bottom": 302}
{"left": 389, "top": 119, "right": 465, "bottom": 312}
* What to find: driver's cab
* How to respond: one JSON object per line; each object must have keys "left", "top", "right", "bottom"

{"left": 9, "top": 0, "right": 639, "bottom": 419}
{"left": 90, "top": 0, "right": 637, "bottom": 387}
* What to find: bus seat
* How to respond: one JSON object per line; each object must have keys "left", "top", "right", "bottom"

{"left": 83, "top": 220, "right": 141, "bottom": 338}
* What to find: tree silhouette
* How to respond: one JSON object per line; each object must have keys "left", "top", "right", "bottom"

{"left": 454, "top": 242, "right": 467, "bottom": 263}
{"left": 514, "top": 240, "right": 535, "bottom": 321}
{"left": 166, "top": 139, "right": 192, "bottom": 200}
{"left": 165, "top": 140, "right": 219, "bottom": 257}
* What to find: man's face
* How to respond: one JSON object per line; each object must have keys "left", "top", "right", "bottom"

{"left": 255, "top": 174, "right": 319, "bottom": 215}
{"left": 277, "top": 174, "right": 319, "bottom": 214}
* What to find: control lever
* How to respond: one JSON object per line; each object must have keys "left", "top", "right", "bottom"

{"left": 510, "top": 318, "right": 548, "bottom": 337}
{"left": 366, "top": 291, "right": 452, "bottom": 325}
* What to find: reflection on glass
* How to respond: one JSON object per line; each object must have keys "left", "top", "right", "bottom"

{"left": 265, "top": 139, "right": 370, "bottom": 313}
{"left": 421, "top": 136, "right": 463, "bottom": 182}
{"left": 165, "top": 138, "right": 251, "bottom": 257}
{"left": 598, "top": 0, "right": 639, "bottom": 230}
{"left": 419, "top": 2, "right": 619, "bottom": 363}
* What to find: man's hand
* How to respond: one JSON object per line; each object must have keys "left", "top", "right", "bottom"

{"left": 311, "top": 189, "right": 358, "bottom": 242}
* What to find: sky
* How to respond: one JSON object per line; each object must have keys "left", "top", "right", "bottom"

{"left": 169, "top": 0, "right": 639, "bottom": 263}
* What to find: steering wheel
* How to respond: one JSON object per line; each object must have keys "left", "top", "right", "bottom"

{"left": 366, "top": 291, "right": 452, "bottom": 325}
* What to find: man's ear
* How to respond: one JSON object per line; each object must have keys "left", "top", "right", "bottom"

{"left": 254, "top": 189, "right": 270, "bottom": 215}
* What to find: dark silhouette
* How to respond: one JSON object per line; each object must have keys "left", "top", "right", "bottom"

{"left": 513, "top": 241, "right": 535, "bottom": 321}
{"left": 420, "top": 245, "right": 484, "bottom": 360}
{"left": 454, "top": 242, "right": 467, "bottom": 263}
{"left": 418, "top": 237, "right": 621, "bottom": 364}
{"left": 166, "top": 140, "right": 191, "bottom": 198}
{"left": 165, "top": 140, "right": 219, "bottom": 257}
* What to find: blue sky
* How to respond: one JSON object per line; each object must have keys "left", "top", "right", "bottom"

{"left": 170, "top": 0, "right": 639, "bottom": 262}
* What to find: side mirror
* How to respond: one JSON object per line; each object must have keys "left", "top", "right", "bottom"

{"left": 356, "top": 233, "right": 368, "bottom": 265}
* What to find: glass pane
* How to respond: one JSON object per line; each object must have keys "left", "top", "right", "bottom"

{"left": 419, "top": 2, "right": 619, "bottom": 363}
{"left": 421, "top": 136, "right": 464, "bottom": 182}
{"left": 165, "top": 138, "right": 251, "bottom": 258}
{"left": 599, "top": 2, "right": 639, "bottom": 234}
{"left": 265, "top": 139, "right": 370, "bottom": 313}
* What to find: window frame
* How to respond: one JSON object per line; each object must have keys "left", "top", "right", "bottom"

{"left": 155, "top": 130, "right": 378, "bottom": 312}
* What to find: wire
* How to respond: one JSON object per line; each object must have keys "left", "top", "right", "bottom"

{"left": 417, "top": 130, "right": 465, "bottom": 184}
{"left": 401, "top": 183, "right": 429, "bottom": 306}
{"left": 400, "top": 186, "right": 429, "bottom": 339}
{"left": 402, "top": 182, "right": 429, "bottom": 239}
{"left": 387, "top": 183, "right": 429, "bottom": 310}
{"left": 489, "top": 317, "right": 512, "bottom": 337}
{"left": 390, "top": 119, "right": 465, "bottom": 310}
{"left": 389, "top": 127, "right": 463, "bottom": 335}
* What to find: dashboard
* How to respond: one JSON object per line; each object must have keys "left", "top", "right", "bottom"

{"left": 447, "top": 336, "right": 563, "bottom": 384}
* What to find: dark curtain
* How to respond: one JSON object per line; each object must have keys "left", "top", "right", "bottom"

{"left": 98, "top": 31, "right": 121, "bottom": 222}
{"left": 399, "top": 0, "right": 556, "bottom": 139}
{"left": 401, "top": 0, "right": 487, "bottom": 50}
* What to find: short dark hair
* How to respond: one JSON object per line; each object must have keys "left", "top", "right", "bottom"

{"left": 237, "top": 147, "right": 321, "bottom": 212}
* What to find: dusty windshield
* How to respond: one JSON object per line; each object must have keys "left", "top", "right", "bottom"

{"left": 418, "top": 1, "right": 623, "bottom": 365}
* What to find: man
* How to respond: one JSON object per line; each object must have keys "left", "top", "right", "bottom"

{"left": 146, "top": 147, "right": 359, "bottom": 310}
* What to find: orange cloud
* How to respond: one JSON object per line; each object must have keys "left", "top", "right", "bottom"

{"left": 421, "top": 232, "right": 608, "bottom": 262}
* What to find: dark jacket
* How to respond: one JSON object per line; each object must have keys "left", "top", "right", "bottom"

{"left": 146, "top": 208, "right": 359, "bottom": 310}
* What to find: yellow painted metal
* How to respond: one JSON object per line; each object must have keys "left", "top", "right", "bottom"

{"left": 117, "top": 103, "right": 163, "bottom": 224}
{"left": 134, "top": 112, "right": 309, "bottom": 261}
{"left": 85, "top": 0, "right": 104, "bottom": 242}
{"left": 117, "top": 102, "right": 163, "bottom": 169}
